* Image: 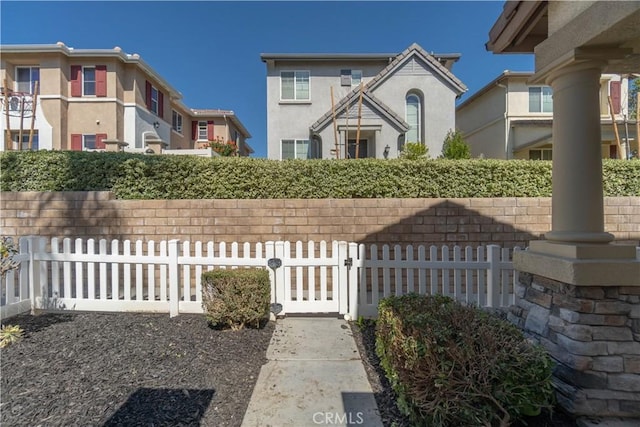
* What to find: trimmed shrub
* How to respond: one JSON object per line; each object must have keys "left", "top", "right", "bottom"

{"left": 1, "top": 151, "right": 639, "bottom": 198}
{"left": 376, "top": 294, "right": 554, "bottom": 427}
{"left": 441, "top": 129, "right": 471, "bottom": 159}
{"left": 201, "top": 269, "right": 270, "bottom": 330}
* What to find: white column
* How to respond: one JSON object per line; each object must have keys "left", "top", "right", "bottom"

{"left": 544, "top": 62, "right": 614, "bottom": 244}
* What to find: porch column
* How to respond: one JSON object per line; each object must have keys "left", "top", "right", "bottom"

{"left": 544, "top": 62, "right": 612, "bottom": 244}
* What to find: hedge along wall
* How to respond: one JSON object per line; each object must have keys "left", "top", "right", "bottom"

{"left": 1, "top": 151, "right": 639, "bottom": 198}
{"left": 1, "top": 192, "right": 639, "bottom": 248}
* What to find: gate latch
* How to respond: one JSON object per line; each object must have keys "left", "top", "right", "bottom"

{"left": 344, "top": 257, "right": 353, "bottom": 268}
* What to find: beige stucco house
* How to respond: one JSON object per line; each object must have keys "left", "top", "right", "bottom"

{"left": 0, "top": 42, "right": 252, "bottom": 156}
{"left": 456, "top": 70, "right": 638, "bottom": 159}
{"left": 261, "top": 43, "right": 467, "bottom": 160}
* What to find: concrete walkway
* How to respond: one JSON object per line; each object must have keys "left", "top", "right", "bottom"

{"left": 241, "top": 317, "right": 383, "bottom": 427}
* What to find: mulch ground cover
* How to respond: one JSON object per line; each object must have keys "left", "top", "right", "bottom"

{"left": 1, "top": 311, "right": 274, "bottom": 426}
{"left": 350, "top": 320, "right": 578, "bottom": 427}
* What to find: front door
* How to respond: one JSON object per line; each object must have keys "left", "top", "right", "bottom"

{"left": 347, "top": 139, "right": 368, "bottom": 159}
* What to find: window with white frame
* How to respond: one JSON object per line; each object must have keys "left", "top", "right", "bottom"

{"left": 15, "top": 66, "right": 39, "bottom": 93}
{"left": 198, "top": 121, "right": 208, "bottom": 140}
{"left": 83, "top": 134, "right": 97, "bottom": 150}
{"left": 340, "top": 69, "right": 362, "bottom": 87}
{"left": 405, "top": 93, "right": 422, "bottom": 143}
{"left": 83, "top": 67, "right": 96, "bottom": 96}
{"left": 172, "top": 110, "right": 183, "bottom": 133}
{"left": 12, "top": 132, "right": 39, "bottom": 150}
{"left": 281, "top": 71, "right": 310, "bottom": 100}
{"left": 150, "top": 86, "right": 159, "bottom": 114}
{"left": 529, "top": 148, "right": 552, "bottom": 160}
{"left": 281, "top": 139, "right": 318, "bottom": 159}
{"left": 529, "top": 87, "right": 553, "bottom": 113}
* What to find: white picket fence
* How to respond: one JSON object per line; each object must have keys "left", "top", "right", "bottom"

{"left": 1, "top": 236, "right": 523, "bottom": 320}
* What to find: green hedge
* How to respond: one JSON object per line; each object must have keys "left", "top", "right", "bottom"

{"left": 1, "top": 151, "right": 639, "bottom": 199}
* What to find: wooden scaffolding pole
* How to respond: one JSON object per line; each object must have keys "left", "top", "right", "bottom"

{"left": 331, "top": 86, "right": 339, "bottom": 159}
{"left": 607, "top": 95, "right": 624, "bottom": 159}
{"left": 28, "top": 81, "right": 39, "bottom": 150}
{"left": 17, "top": 96, "right": 26, "bottom": 151}
{"left": 355, "top": 82, "right": 364, "bottom": 159}
{"left": 3, "top": 78, "right": 11, "bottom": 150}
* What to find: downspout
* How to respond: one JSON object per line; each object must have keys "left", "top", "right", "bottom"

{"left": 496, "top": 80, "right": 510, "bottom": 159}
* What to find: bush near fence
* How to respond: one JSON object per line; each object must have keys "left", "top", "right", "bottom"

{"left": 375, "top": 294, "right": 555, "bottom": 427}
{"left": 201, "top": 269, "right": 270, "bottom": 330}
{"left": 2, "top": 151, "right": 639, "bottom": 199}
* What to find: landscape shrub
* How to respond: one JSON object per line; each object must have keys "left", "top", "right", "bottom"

{"left": 201, "top": 269, "right": 270, "bottom": 330}
{"left": 1, "top": 150, "right": 639, "bottom": 198}
{"left": 375, "top": 294, "right": 554, "bottom": 427}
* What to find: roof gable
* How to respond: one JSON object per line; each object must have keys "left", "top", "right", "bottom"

{"left": 366, "top": 43, "right": 467, "bottom": 95}
{"left": 310, "top": 89, "right": 409, "bottom": 133}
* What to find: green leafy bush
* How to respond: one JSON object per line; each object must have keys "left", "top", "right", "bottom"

{"left": 201, "top": 269, "right": 270, "bottom": 330}
{"left": 400, "top": 142, "right": 429, "bottom": 160}
{"left": 375, "top": 294, "right": 554, "bottom": 427}
{"left": 441, "top": 129, "right": 471, "bottom": 159}
{"left": 1, "top": 151, "right": 639, "bottom": 198}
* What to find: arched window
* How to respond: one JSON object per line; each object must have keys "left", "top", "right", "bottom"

{"left": 405, "top": 93, "right": 421, "bottom": 143}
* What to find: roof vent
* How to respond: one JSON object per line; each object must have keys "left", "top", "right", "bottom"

{"left": 113, "top": 46, "right": 122, "bottom": 52}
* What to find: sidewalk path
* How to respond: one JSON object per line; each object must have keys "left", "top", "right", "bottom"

{"left": 241, "top": 317, "right": 383, "bottom": 427}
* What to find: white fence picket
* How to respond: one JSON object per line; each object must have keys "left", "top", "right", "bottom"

{"left": 2, "top": 236, "right": 534, "bottom": 320}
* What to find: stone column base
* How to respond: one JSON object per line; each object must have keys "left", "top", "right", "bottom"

{"left": 511, "top": 251, "right": 640, "bottom": 418}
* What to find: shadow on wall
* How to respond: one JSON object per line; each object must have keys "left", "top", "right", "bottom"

{"left": 357, "top": 200, "right": 541, "bottom": 249}
{"left": 20, "top": 191, "right": 122, "bottom": 242}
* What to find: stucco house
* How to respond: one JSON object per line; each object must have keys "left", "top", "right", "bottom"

{"left": 0, "top": 42, "right": 252, "bottom": 156}
{"left": 456, "top": 70, "right": 638, "bottom": 159}
{"left": 261, "top": 43, "right": 467, "bottom": 160}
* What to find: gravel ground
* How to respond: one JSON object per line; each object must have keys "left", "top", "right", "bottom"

{"left": 350, "top": 320, "right": 578, "bottom": 427}
{"left": 1, "top": 311, "right": 274, "bottom": 427}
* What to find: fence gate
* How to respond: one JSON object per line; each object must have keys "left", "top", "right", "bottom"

{"left": 270, "top": 241, "right": 358, "bottom": 316}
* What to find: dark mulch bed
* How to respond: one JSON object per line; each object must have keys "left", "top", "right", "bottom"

{"left": 1, "top": 311, "right": 274, "bottom": 427}
{"left": 350, "top": 320, "right": 578, "bottom": 427}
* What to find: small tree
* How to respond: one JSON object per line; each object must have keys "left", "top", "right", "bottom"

{"left": 400, "top": 142, "right": 429, "bottom": 160}
{"left": 441, "top": 129, "right": 471, "bottom": 159}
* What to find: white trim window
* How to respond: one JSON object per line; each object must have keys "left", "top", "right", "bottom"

{"left": 281, "top": 139, "right": 317, "bottom": 159}
{"left": 529, "top": 149, "right": 552, "bottom": 160}
{"left": 150, "top": 86, "right": 159, "bottom": 114}
{"left": 83, "top": 134, "right": 96, "bottom": 150}
{"left": 172, "top": 110, "right": 183, "bottom": 133}
{"left": 83, "top": 66, "right": 96, "bottom": 96}
{"left": 197, "top": 121, "right": 208, "bottom": 141}
{"left": 529, "top": 87, "right": 553, "bottom": 113}
{"left": 340, "top": 69, "right": 362, "bottom": 87}
{"left": 405, "top": 93, "right": 422, "bottom": 143}
{"left": 12, "top": 132, "right": 39, "bottom": 150}
{"left": 15, "top": 66, "right": 39, "bottom": 94}
{"left": 281, "top": 71, "right": 310, "bottom": 101}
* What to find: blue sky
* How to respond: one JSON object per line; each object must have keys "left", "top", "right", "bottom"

{"left": 1, "top": 1, "right": 534, "bottom": 157}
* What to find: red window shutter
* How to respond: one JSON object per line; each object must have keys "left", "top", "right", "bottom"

{"left": 70, "top": 66, "right": 82, "bottom": 97}
{"left": 96, "top": 65, "right": 107, "bottom": 97}
{"left": 145, "top": 80, "right": 152, "bottom": 110}
{"left": 191, "top": 121, "right": 198, "bottom": 140}
{"left": 610, "top": 81, "right": 621, "bottom": 114}
{"left": 71, "top": 134, "right": 82, "bottom": 151}
{"left": 96, "top": 133, "right": 107, "bottom": 149}
{"left": 207, "top": 121, "right": 214, "bottom": 140}
{"left": 158, "top": 91, "right": 164, "bottom": 118}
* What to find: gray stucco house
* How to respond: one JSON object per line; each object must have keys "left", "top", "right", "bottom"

{"left": 261, "top": 43, "right": 467, "bottom": 160}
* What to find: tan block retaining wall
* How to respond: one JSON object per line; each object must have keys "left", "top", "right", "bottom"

{"left": 1, "top": 192, "right": 638, "bottom": 247}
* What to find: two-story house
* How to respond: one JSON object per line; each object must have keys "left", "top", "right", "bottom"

{"left": 456, "top": 71, "right": 638, "bottom": 159}
{"left": 0, "top": 42, "right": 252, "bottom": 156}
{"left": 261, "top": 43, "right": 467, "bottom": 160}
